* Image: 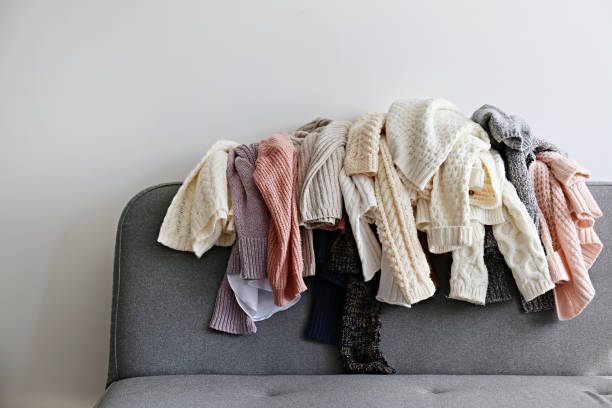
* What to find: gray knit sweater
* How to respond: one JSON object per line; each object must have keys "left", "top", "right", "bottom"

{"left": 472, "top": 105, "right": 560, "bottom": 312}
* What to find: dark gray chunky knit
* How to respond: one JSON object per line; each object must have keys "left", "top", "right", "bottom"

{"left": 341, "top": 275, "right": 395, "bottom": 375}
{"left": 473, "top": 105, "right": 560, "bottom": 312}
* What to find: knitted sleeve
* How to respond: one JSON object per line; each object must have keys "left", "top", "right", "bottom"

{"left": 253, "top": 133, "right": 307, "bottom": 307}
{"left": 449, "top": 221, "right": 488, "bottom": 305}
{"left": 158, "top": 140, "right": 238, "bottom": 257}
{"left": 339, "top": 169, "right": 382, "bottom": 282}
{"left": 374, "top": 138, "right": 435, "bottom": 305}
{"left": 492, "top": 180, "right": 554, "bottom": 301}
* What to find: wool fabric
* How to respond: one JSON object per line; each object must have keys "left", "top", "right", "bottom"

{"left": 253, "top": 132, "right": 307, "bottom": 306}
{"left": 292, "top": 118, "right": 350, "bottom": 228}
{"left": 341, "top": 275, "right": 395, "bottom": 374}
{"left": 388, "top": 99, "right": 491, "bottom": 253}
{"left": 158, "top": 140, "right": 238, "bottom": 257}
{"left": 344, "top": 113, "right": 385, "bottom": 177}
{"left": 305, "top": 230, "right": 345, "bottom": 345}
{"left": 530, "top": 152, "right": 603, "bottom": 320}
{"left": 375, "top": 137, "right": 435, "bottom": 305}
{"left": 472, "top": 105, "right": 562, "bottom": 312}
{"left": 210, "top": 143, "right": 300, "bottom": 334}
{"left": 341, "top": 113, "right": 385, "bottom": 281}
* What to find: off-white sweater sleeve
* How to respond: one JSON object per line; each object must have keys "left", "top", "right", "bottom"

{"left": 158, "top": 140, "right": 238, "bottom": 257}
{"left": 339, "top": 169, "right": 382, "bottom": 281}
{"left": 449, "top": 221, "right": 488, "bottom": 305}
{"left": 492, "top": 180, "right": 555, "bottom": 301}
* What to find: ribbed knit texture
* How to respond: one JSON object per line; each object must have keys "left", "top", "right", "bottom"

{"left": 209, "top": 143, "right": 273, "bottom": 335}
{"left": 341, "top": 275, "right": 395, "bottom": 374}
{"left": 158, "top": 140, "right": 238, "bottom": 257}
{"left": 209, "top": 275, "right": 257, "bottom": 335}
{"left": 472, "top": 105, "right": 562, "bottom": 312}
{"left": 374, "top": 137, "right": 435, "bottom": 305}
{"left": 344, "top": 113, "right": 385, "bottom": 176}
{"left": 226, "top": 143, "right": 270, "bottom": 279}
{"left": 531, "top": 152, "right": 603, "bottom": 320}
{"left": 292, "top": 118, "right": 350, "bottom": 228}
{"left": 253, "top": 132, "right": 307, "bottom": 306}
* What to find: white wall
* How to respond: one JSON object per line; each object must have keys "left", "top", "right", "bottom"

{"left": 1, "top": 0, "right": 611, "bottom": 406}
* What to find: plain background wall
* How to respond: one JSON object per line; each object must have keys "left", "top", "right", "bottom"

{"left": 1, "top": 0, "right": 611, "bottom": 406}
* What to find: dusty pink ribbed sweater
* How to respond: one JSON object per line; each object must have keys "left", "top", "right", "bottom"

{"left": 254, "top": 132, "right": 307, "bottom": 306}
{"left": 530, "top": 152, "right": 603, "bottom": 320}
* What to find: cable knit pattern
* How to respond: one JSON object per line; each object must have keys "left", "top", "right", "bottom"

{"left": 531, "top": 152, "right": 603, "bottom": 320}
{"left": 449, "top": 221, "right": 488, "bottom": 305}
{"left": 253, "top": 133, "right": 307, "bottom": 306}
{"left": 344, "top": 113, "right": 385, "bottom": 177}
{"left": 472, "top": 105, "right": 564, "bottom": 312}
{"left": 158, "top": 140, "right": 238, "bottom": 257}
{"left": 292, "top": 118, "right": 350, "bottom": 228}
{"left": 374, "top": 137, "right": 435, "bottom": 305}
{"left": 492, "top": 180, "right": 555, "bottom": 301}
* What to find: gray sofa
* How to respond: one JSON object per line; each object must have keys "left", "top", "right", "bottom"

{"left": 95, "top": 182, "right": 612, "bottom": 408}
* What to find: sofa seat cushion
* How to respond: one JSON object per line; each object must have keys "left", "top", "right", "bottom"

{"left": 96, "top": 374, "right": 612, "bottom": 408}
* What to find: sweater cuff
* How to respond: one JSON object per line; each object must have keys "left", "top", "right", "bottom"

{"left": 449, "top": 280, "right": 487, "bottom": 305}
{"left": 238, "top": 236, "right": 268, "bottom": 280}
{"left": 519, "top": 278, "right": 555, "bottom": 302}
{"left": 427, "top": 226, "right": 473, "bottom": 254}
{"left": 401, "top": 279, "right": 436, "bottom": 305}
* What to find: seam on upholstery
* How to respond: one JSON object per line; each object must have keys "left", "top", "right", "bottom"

{"left": 112, "top": 182, "right": 181, "bottom": 384}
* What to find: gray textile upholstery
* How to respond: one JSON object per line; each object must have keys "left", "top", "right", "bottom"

{"left": 96, "top": 374, "right": 612, "bottom": 408}
{"left": 107, "top": 182, "right": 612, "bottom": 386}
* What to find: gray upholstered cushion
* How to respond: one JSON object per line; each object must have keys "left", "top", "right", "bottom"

{"left": 96, "top": 374, "right": 612, "bottom": 408}
{"left": 107, "top": 182, "right": 612, "bottom": 385}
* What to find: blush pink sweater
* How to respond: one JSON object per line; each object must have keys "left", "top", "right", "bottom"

{"left": 530, "top": 152, "right": 603, "bottom": 320}
{"left": 254, "top": 132, "right": 307, "bottom": 306}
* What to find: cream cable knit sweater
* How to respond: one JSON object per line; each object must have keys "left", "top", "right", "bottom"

{"left": 375, "top": 137, "right": 435, "bottom": 305}
{"left": 492, "top": 180, "right": 555, "bottom": 301}
{"left": 158, "top": 140, "right": 238, "bottom": 257}
{"left": 448, "top": 180, "right": 554, "bottom": 305}
{"left": 416, "top": 149, "right": 553, "bottom": 304}
{"left": 387, "top": 99, "right": 491, "bottom": 253}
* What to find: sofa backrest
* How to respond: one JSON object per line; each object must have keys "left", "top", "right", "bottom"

{"left": 106, "top": 182, "right": 612, "bottom": 385}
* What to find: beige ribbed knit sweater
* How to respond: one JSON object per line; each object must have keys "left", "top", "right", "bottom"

{"left": 158, "top": 140, "right": 238, "bottom": 257}
{"left": 292, "top": 118, "right": 350, "bottom": 277}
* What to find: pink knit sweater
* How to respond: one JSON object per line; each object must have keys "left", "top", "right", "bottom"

{"left": 254, "top": 132, "right": 308, "bottom": 306}
{"left": 530, "top": 152, "right": 603, "bottom": 320}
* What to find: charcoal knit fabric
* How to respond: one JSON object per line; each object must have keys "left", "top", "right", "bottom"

{"left": 342, "top": 275, "right": 395, "bottom": 374}
{"left": 473, "top": 105, "right": 560, "bottom": 312}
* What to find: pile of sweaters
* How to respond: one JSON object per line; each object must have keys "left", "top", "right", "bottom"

{"left": 158, "top": 99, "right": 603, "bottom": 374}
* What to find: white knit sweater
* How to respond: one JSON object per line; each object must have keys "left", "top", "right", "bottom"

{"left": 158, "top": 140, "right": 238, "bottom": 257}
{"left": 387, "top": 99, "right": 490, "bottom": 253}
{"left": 418, "top": 150, "right": 554, "bottom": 304}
